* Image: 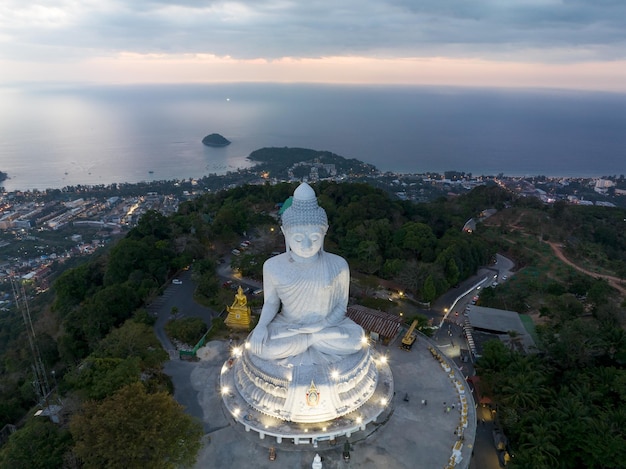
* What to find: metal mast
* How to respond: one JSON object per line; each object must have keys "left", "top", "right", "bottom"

{"left": 10, "top": 277, "right": 50, "bottom": 406}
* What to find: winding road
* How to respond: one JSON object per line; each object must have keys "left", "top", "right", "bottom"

{"left": 547, "top": 241, "right": 626, "bottom": 297}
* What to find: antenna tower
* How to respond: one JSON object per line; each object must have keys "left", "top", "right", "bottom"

{"left": 10, "top": 277, "right": 51, "bottom": 406}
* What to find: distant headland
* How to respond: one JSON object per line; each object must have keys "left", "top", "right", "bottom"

{"left": 202, "top": 133, "right": 231, "bottom": 147}
{"left": 0, "top": 171, "right": 7, "bottom": 183}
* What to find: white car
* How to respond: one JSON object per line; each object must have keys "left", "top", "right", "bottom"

{"left": 172, "top": 279, "right": 182, "bottom": 285}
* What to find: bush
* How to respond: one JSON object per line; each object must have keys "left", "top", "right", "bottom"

{"left": 164, "top": 317, "right": 208, "bottom": 346}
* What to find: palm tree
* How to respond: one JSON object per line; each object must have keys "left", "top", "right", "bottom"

{"left": 517, "top": 423, "right": 561, "bottom": 468}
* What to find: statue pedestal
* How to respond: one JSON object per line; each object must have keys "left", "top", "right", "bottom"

{"left": 220, "top": 345, "right": 393, "bottom": 445}
{"left": 235, "top": 346, "right": 377, "bottom": 423}
{"left": 224, "top": 305, "right": 251, "bottom": 330}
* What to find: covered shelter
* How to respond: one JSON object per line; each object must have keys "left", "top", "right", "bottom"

{"left": 347, "top": 305, "right": 404, "bottom": 345}
{"left": 467, "top": 375, "right": 493, "bottom": 407}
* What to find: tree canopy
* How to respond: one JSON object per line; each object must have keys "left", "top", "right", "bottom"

{"left": 70, "top": 382, "right": 203, "bottom": 469}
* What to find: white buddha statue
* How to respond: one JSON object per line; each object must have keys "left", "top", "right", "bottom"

{"left": 249, "top": 183, "right": 364, "bottom": 365}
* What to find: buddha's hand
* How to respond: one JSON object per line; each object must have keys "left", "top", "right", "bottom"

{"left": 249, "top": 326, "right": 268, "bottom": 355}
{"left": 288, "top": 319, "right": 328, "bottom": 334}
{"left": 315, "top": 327, "right": 349, "bottom": 341}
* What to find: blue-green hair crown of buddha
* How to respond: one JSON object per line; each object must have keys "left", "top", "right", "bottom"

{"left": 281, "top": 183, "right": 328, "bottom": 231}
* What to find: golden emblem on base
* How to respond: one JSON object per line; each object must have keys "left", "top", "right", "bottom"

{"left": 306, "top": 380, "right": 320, "bottom": 407}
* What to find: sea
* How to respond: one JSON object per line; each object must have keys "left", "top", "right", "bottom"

{"left": 1, "top": 83, "right": 625, "bottom": 192}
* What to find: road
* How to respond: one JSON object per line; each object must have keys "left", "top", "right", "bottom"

{"left": 547, "top": 241, "right": 626, "bottom": 297}
{"left": 429, "top": 253, "right": 515, "bottom": 469}
{"left": 149, "top": 268, "right": 217, "bottom": 358}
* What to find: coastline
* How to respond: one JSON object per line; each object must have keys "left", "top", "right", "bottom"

{"left": 1, "top": 84, "right": 625, "bottom": 192}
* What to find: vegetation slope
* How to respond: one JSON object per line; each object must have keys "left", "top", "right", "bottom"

{"left": 0, "top": 181, "right": 624, "bottom": 469}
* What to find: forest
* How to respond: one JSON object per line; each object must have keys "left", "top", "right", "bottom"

{"left": 0, "top": 181, "right": 624, "bottom": 468}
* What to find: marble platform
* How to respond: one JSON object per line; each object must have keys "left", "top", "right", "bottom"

{"left": 220, "top": 345, "right": 393, "bottom": 444}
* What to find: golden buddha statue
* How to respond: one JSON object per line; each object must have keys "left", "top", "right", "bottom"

{"left": 225, "top": 285, "right": 251, "bottom": 330}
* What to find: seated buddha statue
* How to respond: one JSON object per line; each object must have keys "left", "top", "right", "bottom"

{"left": 231, "top": 285, "right": 247, "bottom": 308}
{"left": 248, "top": 183, "right": 364, "bottom": 365}
{"left": 225, "top": 285, "right": 251, "bottom": 329}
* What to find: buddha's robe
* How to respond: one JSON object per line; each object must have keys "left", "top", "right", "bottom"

{"left": 253, "top": 251, "right": 363, "bottom": 364}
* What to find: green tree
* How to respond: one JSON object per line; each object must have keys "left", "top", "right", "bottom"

{"left": 70, "top": 382, "right": 203, "bottom": 469}
{"left": 516, "top": 422, "right": 561, "bottom": 468}
{"left": 422, "top": 275, "right": 436, "bottom": 302}
{"left": 381, "top": 258, "right": 405, "bottom": 279}
{"left": 65, "top": 357, "right": 142, "bottom": 400}
{"left": 395, "top": 222, "right": 437, "bottom": 261}
{"left": 0, "top": 417, "right": 72, "bottom": 469}
{"left": 53, "top": 258, "right": 106, "bottom": 316}
{"left": 357, "top": 240, "right": 383, "bottom": 274}
{"left": 164, "top": 317, "right": 208, "bottom": 346}
{"left": 445, "top": 257, "right": 460, "bottom": 287}
{"left": 94, "top": 320, "right": 168, "bottom": 368}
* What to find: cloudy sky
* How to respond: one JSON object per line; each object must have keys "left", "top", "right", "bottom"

{"left": 2, "top": 0, "right": 626, "bottom": 91}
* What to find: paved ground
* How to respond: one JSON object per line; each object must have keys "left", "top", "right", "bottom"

{"left": 164, "top": 332, "right": 476, "bottom": 469}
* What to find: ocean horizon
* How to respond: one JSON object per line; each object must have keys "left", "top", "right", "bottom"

{"left": 1, "top": 83, "right": 625, "bottom": 192}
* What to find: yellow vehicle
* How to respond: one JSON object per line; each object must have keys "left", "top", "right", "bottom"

{"left": 401, "top": 320, "right": 418, "bottom": 350}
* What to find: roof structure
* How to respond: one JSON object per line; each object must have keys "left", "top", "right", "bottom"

{"left": 347, "top": 305, "right": 403, "bottom": 341}
{"left": 465, "top": 305, "right": 536, "bottom": 353}
{"left": 467, "top": 305, "right": 526, "bottom": 335}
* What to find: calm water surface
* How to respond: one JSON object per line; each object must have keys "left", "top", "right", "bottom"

{"left": 0, "top": 83, "right": 625, "bottom": 191}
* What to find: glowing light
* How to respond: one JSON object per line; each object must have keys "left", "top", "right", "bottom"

{"left": 331, "top": 370, "right": 339, "bottom": 380}
{"left": 232, "top": 346, "right": 242, "bottom": 357}
{"left": 221, "top": 364, "right": 228, "bottom": 374}
{"left": 381, "top": 398, "right": 388, "bottom": 406}
{"left": 304, "top": 428, "right": 308, "bottom": 433}
{"left": 221, "top": 386, "right": 230, "bottom": 395}
{"left": 380, "top": 355, "right": 388, "bottom": 364}
{"left": 244, "top": 341, "right": 251, "bottom": 349}
{"left": 233, "top": 408, "right": 240, "bottom": 416}
{"left": 322, "top": 427, "right": 327, "bottom": 431}
{"left": 356, "top": 416, "right": 363, "bottom": 424}
{"left": 360, "top": 336, "right": 369, "bottom": 346}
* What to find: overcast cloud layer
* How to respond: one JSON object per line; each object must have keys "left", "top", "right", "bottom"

{"left": 1, "top": 1, "right": 626, "bottom": 88}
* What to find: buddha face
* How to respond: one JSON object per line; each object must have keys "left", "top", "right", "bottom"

{"left": 283, "top": 225, "right": 326, "bottom": 259}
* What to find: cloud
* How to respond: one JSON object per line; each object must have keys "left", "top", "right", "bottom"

{"left": 2, "top": 0, "right": 626, "bottom": 90}
{"left": 1, "top": 0, "right": 625, "bottom": 64}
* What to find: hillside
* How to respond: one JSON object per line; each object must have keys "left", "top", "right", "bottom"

{"left": 1, "top": 182, "right": 625, "bottom": 468}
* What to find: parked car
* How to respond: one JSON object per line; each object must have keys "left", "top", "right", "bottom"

{"left": 172, "top": 279, "right": 182, "bottom": 285}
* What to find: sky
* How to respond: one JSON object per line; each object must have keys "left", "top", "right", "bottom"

{"left": 2, "top": 0, "right": 626, "bottom": 92}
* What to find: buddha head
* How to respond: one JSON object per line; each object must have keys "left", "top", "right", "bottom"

{"left": 281, "top": 183, "right": 328, "bottom": 259}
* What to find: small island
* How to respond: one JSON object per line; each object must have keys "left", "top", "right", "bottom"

{"left": 202, "top": 133, "right": 231, "bottom": 147}
{"left": 0, "top": 171, "right": 7, "bottom": 183}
